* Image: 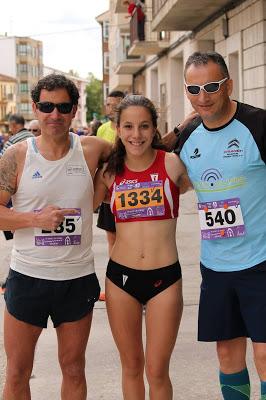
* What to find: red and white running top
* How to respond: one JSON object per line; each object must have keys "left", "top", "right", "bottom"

{"left": 109, "top": 150, "right": 180, "bottom": 223}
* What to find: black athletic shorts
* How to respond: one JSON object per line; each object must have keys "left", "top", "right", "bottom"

{"left": 198, "top": 260, "right": 266, "bottom": 342}
{"left": 106, "top": 259, "right": 182, "bottom": 304}
{"left": 4, "top": 269, "right": 100, "bottom": 328}
{"left": 96, "top": 202, "right": 116, "bottom": 232}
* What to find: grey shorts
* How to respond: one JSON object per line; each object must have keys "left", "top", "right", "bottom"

{"left": 4, "top": 269, "right": 100, "bottom": 328}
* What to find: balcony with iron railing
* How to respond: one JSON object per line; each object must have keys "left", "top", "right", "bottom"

{"left": 151, "top": 0, "right": 231, "bottom": 32}
{"left": 114, "top": 34, "right": 145, "bottom": 75}
{"left": 128, "top": 5, "right": 169, "bottom": 56}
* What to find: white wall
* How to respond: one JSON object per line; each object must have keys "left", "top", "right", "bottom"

{"left": 0, "top": 37, "right": 16, "bottom": 78}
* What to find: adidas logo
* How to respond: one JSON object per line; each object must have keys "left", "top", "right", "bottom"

{"left": 32, "top": 171, "right": 42, "bottom": 179}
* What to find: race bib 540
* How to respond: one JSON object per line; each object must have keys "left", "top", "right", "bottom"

{"left": 198, "top": 198, "right": 245, "bottom": 240}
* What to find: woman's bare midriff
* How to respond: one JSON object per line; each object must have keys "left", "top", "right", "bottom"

{"left": 110, "top": 218, "right": 179, "bottom": 269}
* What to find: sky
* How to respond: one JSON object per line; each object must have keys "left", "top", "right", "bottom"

{"left": 1, "top": 0, "right": 109, "bottom": 80}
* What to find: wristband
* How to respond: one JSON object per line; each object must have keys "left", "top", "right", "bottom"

{"left": 173, "top": 124, "right": 180, "bottom": 136}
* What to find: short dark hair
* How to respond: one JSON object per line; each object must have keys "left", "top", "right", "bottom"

{"left": 31, "top": 74, "right": 80, "bottom": 105}
{"left": 184, "top": 51, "right": 230, "bottom": 79}
{"left": 8, "top": 114, "right": 25, "bottom": 126}
{"left": 108, "top": 90, "right": 125, "bottom": 99}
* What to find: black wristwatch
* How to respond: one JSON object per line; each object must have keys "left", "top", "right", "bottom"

{"left": 173, "top": 124, "right": 181, "bottom": 136}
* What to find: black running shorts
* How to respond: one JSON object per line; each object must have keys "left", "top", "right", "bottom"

{"left": 4, "top": 269, "right": 100, "bottom": 328}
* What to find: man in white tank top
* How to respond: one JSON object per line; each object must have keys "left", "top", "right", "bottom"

{"left": 0, "top": 74, "right": 111, "bottom": 400}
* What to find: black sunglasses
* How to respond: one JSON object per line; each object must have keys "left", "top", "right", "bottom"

{"left": 36, "top": 102, "right": 73, "bottom": 114}
{"left": 185, "top": 77, "right": 228, "bottom": 95}
{"left": 29, "top": 129, "right": 39, "bottom": 132}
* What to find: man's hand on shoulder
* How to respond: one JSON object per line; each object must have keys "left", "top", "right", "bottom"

{"left": 162, "top": 110, "right": 199, "bottom": 151}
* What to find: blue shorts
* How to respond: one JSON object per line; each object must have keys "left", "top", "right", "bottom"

{"left": 106, "top": 259, "right": 182, "bottom": 305}
{"left": 198, "top": 260, "right": 266, "bottom": 342}
{"left": 4, "top": 269, "right": 100, "bottom": 328}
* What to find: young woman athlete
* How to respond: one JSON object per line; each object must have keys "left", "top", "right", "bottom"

{"left": 94, "top": 94, "right": 190, "bottom": 400}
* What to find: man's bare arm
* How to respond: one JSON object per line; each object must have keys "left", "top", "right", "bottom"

{"left": 0, "top": 146, "right": 17, "bottom": 200}
{"left": 162, "top": 110, "right": 199, "bottom": 151}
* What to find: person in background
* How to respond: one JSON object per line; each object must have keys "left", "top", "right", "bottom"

{"left": 28, "top": 119, "right": 41, "bottom": 137}
{"left": 94, "top": 94, "right": 190, "bottom": 400}
{"left": 0, "top": 73, "right": 111, "bottom": 400}
{"left": 90, "top": 120, "right": 102, "bottom": 136}
{"left": 0, "top": 115, "right": 34, "bottom": 293}
{"left": 123, "top": 0, "right": 145, "bottom": 40}
{"left": 172, "top": 51, "right": 266, "bottom": 400}
{"left": 96, "top": 90, "right": 125, "bottom": 256}
{"left": 0, "top": 114, "right": 33, "bottom": 157}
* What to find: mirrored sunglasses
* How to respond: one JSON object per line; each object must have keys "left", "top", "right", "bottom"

{"left": 185, "top": 77, "right": 228, "bottom": 95}
{"left": 36, "top": 102, "right": 73, "bottom": 114}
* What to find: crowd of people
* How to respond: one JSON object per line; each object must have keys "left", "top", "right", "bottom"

{"left": 0, "top": 50, "right": 266, "bottom": 400}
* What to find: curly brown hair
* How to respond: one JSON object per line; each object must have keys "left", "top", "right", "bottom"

{"left": 104, "top": 94, "right": 166, "bottom": 176}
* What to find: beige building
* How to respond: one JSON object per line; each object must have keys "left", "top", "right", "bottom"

{"left": 0, "top": 36, "right": 43, "bottom": 123}
{"left": 0, "top": 73, "right": 17, "bottom": 131}
{"left": 103, "top": 0, "right": 266, "bottom": 134}
{"left": 96, "top": 10, "right": 111, "bottom": 107}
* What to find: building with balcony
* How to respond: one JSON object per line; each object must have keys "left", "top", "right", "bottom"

{"left": 0, "top": 73, "right": 17, "bottom": 131}
{"left": 0, "top": 36, "right": 43, "bottom": 123}
{"left": 43, "top": 66, "right": 89, "bottom": 129}
{"left": 101, "top": 0, "right": 266, "bottom": 135}
{"left": 98, "top": 0, "right": 147, "bottom": 94}
{"left": 96, "top": 10, "right": 111, "bottom": 107}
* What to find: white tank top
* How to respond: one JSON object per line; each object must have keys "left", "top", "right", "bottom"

{"left": 10, "top": 133, "right": 95, "bottom": 280}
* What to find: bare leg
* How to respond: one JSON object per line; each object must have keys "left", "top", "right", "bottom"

{"left": 106, "top": 278, "right": 145, "bottom": 400}
{"left": 3, "top": 308, "right": 42, "bottom": 400}
{"left": 145, "top": 280, "right": 183, "bottom": 400}
{"left": 253, "top": 342, "right": 266, "bottom": 381}
{"left": 56, "top": 313, "right": 93, "bottom": 400}
{"left": 217, "top": 337, "right": 247, "bottom": 373}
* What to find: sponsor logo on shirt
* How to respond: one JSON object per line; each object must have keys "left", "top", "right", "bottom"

{"left": 119, "top": 179, "right": 138, "bottom": 185}
{"left": 190, "top": 148, "right": 201, "bottom": 159}
{"left": 32, "top": 170, "right": 42, "bottom": 179}
{"left": 66, "top": 164, "right": 86, "bottom": 176}
{"left": 150, "top": 173, "right": 159, "bottom": 181}
{"left": 223, "top": 139, "right": 244, "bottom": 158}
{"left": 193, "top": 168, "right": 246, "bottom": 192}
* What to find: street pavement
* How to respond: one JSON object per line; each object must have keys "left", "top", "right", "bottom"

{"left": 0, "top": 191, "right": 260, "bottom": 399}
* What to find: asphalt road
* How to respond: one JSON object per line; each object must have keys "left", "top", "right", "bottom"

{"left": 0, "top": 191, "right": 260, "bottom": 399}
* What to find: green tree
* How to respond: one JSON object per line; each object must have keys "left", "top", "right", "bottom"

{"left": 86, "top": 73, "right": 103, "bottom": 122}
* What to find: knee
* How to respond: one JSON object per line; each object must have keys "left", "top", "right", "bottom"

{"left": 145, "top": 361, "right": 168, "bottom": 386}
{"left": 59, "top": 355, "right": 85, "bottom": 381}
{"left": 254, "top": 348, "right": 266, "bottom": 367}
{"left": 6, "top": 364, "right": 32, "bottom": 385}
{"left": 217, "top": 342, "right": 245, "bottom": 371}
{"left": 121, "top": 355, "right": 144, "bottom": 379}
